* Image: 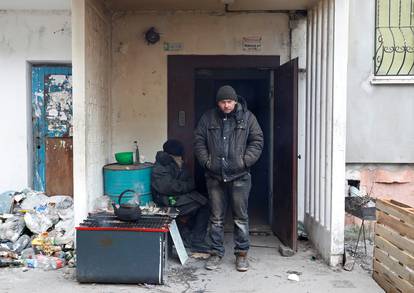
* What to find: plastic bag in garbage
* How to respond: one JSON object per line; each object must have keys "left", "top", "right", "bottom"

{"left": 45, "top": 196, "right": 73, "bottom": 220}
{"left": 24, "top": 212, "right": 53, "bottom": 234}
{"left": 0, "top": 216, "right": 25, "bottom": 242}
{"left": 57, "top": 206, "right": 73, "bottom": 221}
{"left": 46, "top": 206, "right": 60, "bottom": 225}
{"left": 20, "top": 192, "right": 49, "bottom": 211}
{"left": 48, "top": 196, "right": 73, "bottom": 220}
{"left": 0, "top": 241, "right": 13, "bottom": 251}
{"left": 49, "top": 218, "right": 74, "bottom": 245}
{"left": 0, "top": 191, "right": 15, "bottom": 214}
{"left": 48, "top": 196, "right": 73, "bottom": 209}
{"left": 12, "top": 235, "right": 31, "bottom": 253}
{"left": 20, "top": 247, "right": 35, "bottom": 259}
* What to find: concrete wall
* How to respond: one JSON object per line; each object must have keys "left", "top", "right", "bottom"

{"left": 0, "top": 10, "right": 71, "bottom": 192}
{"left": 110, "top": 11, "right": 291, "bottom": 162}
{"left": 346, "top": 0, "right": 414, "bottom": 163}
{"left": 344, "top": 0, "right": 414, "bottom": 210}
{"left": 73, "top": 0, "right": 111, "bottom": 224}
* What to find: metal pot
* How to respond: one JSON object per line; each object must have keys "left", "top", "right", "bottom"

{"left": 112, "top": 189, "right": 142, "bottom": 221}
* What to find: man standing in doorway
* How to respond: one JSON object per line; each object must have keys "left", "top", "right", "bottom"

{"left": 194, "top": 85, "right": 264, "bottom": 272}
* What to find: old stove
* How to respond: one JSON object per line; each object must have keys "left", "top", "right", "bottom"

{"left": 76, "top": 212, "right": 173, "bottom": 284}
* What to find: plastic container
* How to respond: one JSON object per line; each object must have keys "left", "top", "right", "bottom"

{"left": 25, "top": 255, "right": 64, "bottom": 270}
{"left": 114, "top": 152, "right": 133, "bottom": 165}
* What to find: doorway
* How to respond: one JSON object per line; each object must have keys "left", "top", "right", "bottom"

{"left": 194, "top": 69, "right": 271, "bottom": 227}
{"left": 32, "top": 65, "right": 73, "bottom": 196}
{"left": 168, "top": 55, "right": 298, "bottom": 250}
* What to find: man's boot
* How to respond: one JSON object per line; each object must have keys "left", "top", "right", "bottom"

{"left": 235, "top": 252, "right": 249, "bottom": 272}
{"left": 205, "top": 255, "right": 222, "bottom": 270}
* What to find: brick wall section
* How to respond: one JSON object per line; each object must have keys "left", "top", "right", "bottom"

{"left": 345, "top": 164, "right": 414, "bottom": 227}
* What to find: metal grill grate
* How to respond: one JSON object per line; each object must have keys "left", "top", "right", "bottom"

{"left": 78, "top": 212, "right": 172, "bottom": 230}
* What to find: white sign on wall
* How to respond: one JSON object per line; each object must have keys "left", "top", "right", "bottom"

{"left": 164, "top": 42, "right": 183, "bottom": 51}
{"left": 242, "top": 36, "right": 262, "bottom": 51}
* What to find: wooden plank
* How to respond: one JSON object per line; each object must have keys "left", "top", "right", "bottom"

{"left": 390, "top": 200, "right": 412, "bottom": 209}
{"left": 375, "top": 234, "right": 414, "bottom": 270}
{"left": 373, "top": 270, "right": 402, "bottom": 293}
{"left": 375, "top": 223, "right": 414, "bottom": 256}
{"left": 377, "top": 199, "right": 414, "bottom": 228}
{"left": 377, "top": 210, "right": 414, "bottom": 240}
{"left": 375, "top": 247, "right": 414, "bottom": 284}
{"left": 373, "top": 259, "right": 414, "bottom": 293}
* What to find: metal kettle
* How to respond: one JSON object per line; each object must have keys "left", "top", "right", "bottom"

{"left": 112, "top": 189, "right": 142, "bottom": 221}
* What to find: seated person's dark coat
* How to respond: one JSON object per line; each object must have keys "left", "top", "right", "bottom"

{"left": 151, "top": 151, "right": 207, "bottom": 215}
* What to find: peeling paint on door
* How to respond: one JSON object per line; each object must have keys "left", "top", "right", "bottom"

{"left": 45, "top": 74, "right": 73, "bottom": 137}
{"left": 32, "top": 66, "right": 72, "bottom": 192}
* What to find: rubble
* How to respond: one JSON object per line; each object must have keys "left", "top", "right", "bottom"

{"left": 279, "top": 244, "right": 294, "bottom": 257}
{"left": 0, "top": 189, "right": 75, "bottom": 270}
{"left": 287, "top": 273, "right": 300, "bottom": 282}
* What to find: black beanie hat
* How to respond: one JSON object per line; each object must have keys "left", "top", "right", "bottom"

{"left": 216, "top": 85, "right": 238, "bottom": 103}
{"left": 163, "top": 139, "right": 184, "bottom": 156}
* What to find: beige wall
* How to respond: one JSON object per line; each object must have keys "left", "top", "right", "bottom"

{"left": 111, "top": 11, "right": 291, "bottom": 162}
{"left": 84, "top": 0, "right": 112, "bottom": 210}
{"left": 73, "top": 0, "right": 111, "bottom": 224}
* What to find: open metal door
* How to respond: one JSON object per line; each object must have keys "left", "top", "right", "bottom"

{"left": 272, "top": 58, "right": 298, "bottom": 251}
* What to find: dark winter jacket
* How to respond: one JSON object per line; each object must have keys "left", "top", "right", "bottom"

{"left": 151, "top": 151, "right": 207, "bottom": 212}
{"left": 194, "top": 100, "right": 264, "bottom": 182}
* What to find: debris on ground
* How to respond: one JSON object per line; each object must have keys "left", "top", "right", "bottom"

{"left": 279, "top": 244, "right": 294, "bottom": 257}
{"left": 0, "top": 189, "right": 75, "bottom": 270}
{"left": 286, "top": 270, "right": 302, "bottom": 275}
{"left": 297, "top": 221, "right": 309, "bottom": 241}
{"left": 287, "top": 273, "right": 300, "bottom": 282}
{"left": 190, "top": 252, "right": 210, "bottom": 260}
{"left": 343, "top": 250, "right": 355, "bottom": 271}
{"left": 344, "top": 235, "right": 374, "bottom": 273}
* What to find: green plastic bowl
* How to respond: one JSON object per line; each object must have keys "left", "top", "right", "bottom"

{"left": 115, "top": 152, "right": 133, "bottom": 165}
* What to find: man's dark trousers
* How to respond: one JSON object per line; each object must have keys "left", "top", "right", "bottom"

{"left": 206, "top": 173, "right": 251, "bottom": 257}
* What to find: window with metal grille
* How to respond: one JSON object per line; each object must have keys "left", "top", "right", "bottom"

{"left": 375, "top": 0, "right": 414, "bottom": 76}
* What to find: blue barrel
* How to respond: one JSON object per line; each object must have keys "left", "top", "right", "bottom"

{"left": 103, "top": 163, "right": 153, "bottom": 205}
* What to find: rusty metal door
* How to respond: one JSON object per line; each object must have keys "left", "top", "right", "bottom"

{"left": 32, "top": 66, "right": 73, "bottom": 196}
{"left": 272, "top": 58, "right": 298, "bottom": 250}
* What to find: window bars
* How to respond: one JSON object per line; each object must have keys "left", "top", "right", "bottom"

{"left": 375, "top": 0, "right": 414, "bottom": 76}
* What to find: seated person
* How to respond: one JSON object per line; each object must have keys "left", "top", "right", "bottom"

{"left": 151, "top": 139, "right": 209, "bottom": 256}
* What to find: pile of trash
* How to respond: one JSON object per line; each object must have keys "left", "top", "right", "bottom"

{"left": 0, "top": 189, "right": 75, "bottom": 270}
